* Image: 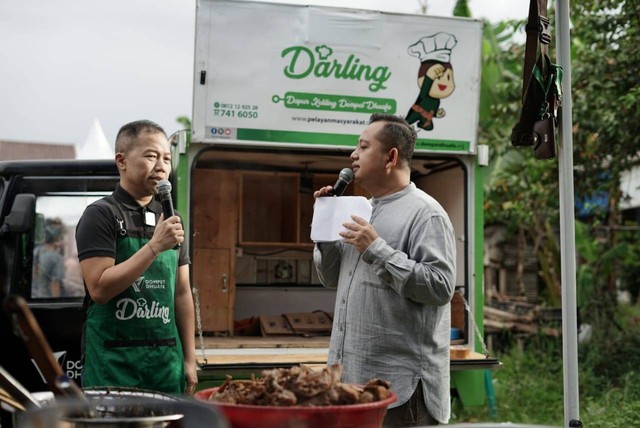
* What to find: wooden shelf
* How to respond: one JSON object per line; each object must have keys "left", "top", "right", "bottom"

{"left": 192, "top": 168, "right": 368, "bottom": 334}
{"left": 238, "top": 241, "right": 314, "bottom": 249}
{"left": 240, "top": 172, "right": 299, "bottom": 244}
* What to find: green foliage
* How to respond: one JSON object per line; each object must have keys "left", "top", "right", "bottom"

{"left": 453, "top": 0, "right": 471, "bottom": 18}
{"left": 463, "top": 0, "right": 640, "bottom": 340}
{"left": 581, "top": 393, "right": 640, "bottom": 428}
{"left": 578, "top": 306, "right": 640, "bottom": 427}
{"left": 478, "top": 19, "right": 525, "bottom": 162}
{"left": 574, "top": 221, "right": 629, "bottom": 312}
{"left": 453, "top": 305, "right": 640, "bottom": 426}
{"left": 484, "top": 152, "right": 559, "bottom": 230}
{"left": 478, "top": 18, "right": 562, "bottom": 301}
{"left": 580, "top": 322, "right": 640, "bottom": 396}
{"left": 478, "top": 20, "right": 564, "bottom": 307}
{"left": 176, "top": 116, "right": 191, "bottom": 130}
{"left": 571, "top": 0, "right": 640, "bottom": 204}
{"left": 452, "top": 337, "right": 564, "bottom": 425}
{"left": 480, "top": 0, "right": 640, "bottom": 313}
{"left": 472, "top": 4, "right": 640, "bottom": 413}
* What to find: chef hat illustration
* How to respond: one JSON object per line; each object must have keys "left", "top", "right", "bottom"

{"left": 408, "top": 32, "right": 458, "bottom": 63}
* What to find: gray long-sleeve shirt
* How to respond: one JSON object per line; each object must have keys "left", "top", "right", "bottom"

{"left": 313, "top": 183, "right": 456, "bottom": 424}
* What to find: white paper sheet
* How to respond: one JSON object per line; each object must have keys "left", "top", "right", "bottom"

{"left": 310, "top": 196, "right": 372, "bottom": 242}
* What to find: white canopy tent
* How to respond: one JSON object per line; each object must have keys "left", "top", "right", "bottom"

{"left": 75, "top": 118, "right": 113, "bottom": 160}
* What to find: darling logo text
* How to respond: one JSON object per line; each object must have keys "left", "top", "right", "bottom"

{"left": 281, "top": 45, "right": 391, "bottom": 93}
{"left": 115, "top": 298, "right": 171, "bottom": 324}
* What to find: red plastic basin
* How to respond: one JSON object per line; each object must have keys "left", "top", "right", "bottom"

{"left": 194, "top": 387, "right": 397, "bottom": 428}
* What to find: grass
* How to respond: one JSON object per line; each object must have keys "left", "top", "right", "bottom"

{"left": 450, "top": 303, "right": 640, "bottom": 427}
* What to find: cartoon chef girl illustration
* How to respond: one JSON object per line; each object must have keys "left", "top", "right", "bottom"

{"left": 405, "top": 32, "right": 457, "bottom": 131}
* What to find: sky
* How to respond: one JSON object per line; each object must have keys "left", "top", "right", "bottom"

{"left": 0, "top": 0, "right": 529, "bottom": 148}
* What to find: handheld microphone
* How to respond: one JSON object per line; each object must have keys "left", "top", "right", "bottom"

{"left": 329, "top": 168, "right": 354, "bottom": 196}
{"left": 156, "top": 179, "right": 181, "bottom": 249}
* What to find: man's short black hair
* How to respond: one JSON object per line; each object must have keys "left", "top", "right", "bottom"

{"left": 369, "top": 114, "right": 417, "bottom": 165}
{"left": 115, "top": 120, "right": 167, "bottom": 154}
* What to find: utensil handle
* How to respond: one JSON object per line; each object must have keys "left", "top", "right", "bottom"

{"left": 0, "top": 388, "right": 27, "bottom": 412}
{"left": 3, "top": 295, "right": 73, "bottom": 396}
{"left": 0, "top": 365, "right": 41, "bottom": 409}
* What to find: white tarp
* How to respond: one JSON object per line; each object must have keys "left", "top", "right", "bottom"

{"left": 192, "top": 0, "right": 483, "bottom": 153}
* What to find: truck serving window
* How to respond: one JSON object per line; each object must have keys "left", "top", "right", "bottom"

{"left": 31, "top": 194, "right": 105, "bottom": 300}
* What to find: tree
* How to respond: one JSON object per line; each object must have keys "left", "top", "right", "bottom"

{"left": 570, "top": 0, "right": 640, "bottom": 311}
{"left": 481, "top": 0, "right": 640, "bottom": 315}
{"left": 476, "top": 13, "right": 564, "bottom": 304}
{"left": 453, "top": 0, "right": 471, "bottom": 17}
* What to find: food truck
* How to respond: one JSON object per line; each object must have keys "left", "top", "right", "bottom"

{"left": 182, "top": 0, "right": 495, "bottom": 405}
{"left": 0, "top": 1, "right": 495, "bottom": 421}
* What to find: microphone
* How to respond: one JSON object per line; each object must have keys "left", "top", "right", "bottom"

{"left": 329, "top": 168, "right": 354, "bottom": 196}
{"left": 156, "top": 179, "right": 181, "bottom": 249}
{"left": 157, "top": 180, "right": 175, "bottom": 218}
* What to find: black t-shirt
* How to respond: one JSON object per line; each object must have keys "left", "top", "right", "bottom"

{"left": 76, "top": 184, "right": 189, "bottom": 266}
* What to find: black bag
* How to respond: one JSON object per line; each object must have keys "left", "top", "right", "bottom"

{"left": 511, "top": 0, "right": 563, "bottom": 160}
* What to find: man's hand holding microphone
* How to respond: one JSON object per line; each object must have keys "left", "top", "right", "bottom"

{"left": 313, "top": 168, "right": 354, "bottom": 198}
{"left": 148, "top": 180, "right": 183, "bottom": 257}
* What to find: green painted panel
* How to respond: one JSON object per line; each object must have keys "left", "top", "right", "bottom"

{"left": 451, "top": 370, "right": 486, "bottom": 407}
{"left": 236, "top": 128, "right": 470, "bottom": 152}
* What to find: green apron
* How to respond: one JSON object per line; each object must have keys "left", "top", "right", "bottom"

{"left": 83, "top": 231, "right": 185, "bottom": 394}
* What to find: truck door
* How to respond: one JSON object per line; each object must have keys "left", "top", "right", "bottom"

{"left": 0, "top": 161, "right": 118, "bottom": 396}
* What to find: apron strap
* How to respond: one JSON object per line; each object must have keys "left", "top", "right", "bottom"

{"left": 104, "top": 338, "right": 177, "bottom": 348}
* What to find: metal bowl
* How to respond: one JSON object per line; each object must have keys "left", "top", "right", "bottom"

{"left": 17, "top": 388, "right": 229, "bottom": 428}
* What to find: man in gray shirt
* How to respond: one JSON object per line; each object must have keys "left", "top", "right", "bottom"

{"left": 313, "top": 113, "right": 456, "bottom": 426}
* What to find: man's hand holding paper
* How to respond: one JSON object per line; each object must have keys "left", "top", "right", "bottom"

{"left": 339, "top": 214, "right": 379, "bottom": 253}
{"left": 310, "top": 196, "right": 372, "bottom": 243}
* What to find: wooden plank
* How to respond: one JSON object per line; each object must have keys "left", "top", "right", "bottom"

{"left": 201, "top": 336, "right": 330, "bottom": 349}
{"left": 484, "top": 318, "right": 561, "bottom": 337}
{"left": 198, "top": 353, "right": 328, "bottom": 366}
{"left": 197, "top": 350, "right": 494, "bottom": 366}
{"left": 484, "top": 305, "right": 534, "bottom": 323}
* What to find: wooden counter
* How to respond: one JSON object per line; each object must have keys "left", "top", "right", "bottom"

{"left": 195, "top": 337, "right": 500, "bottom": 370}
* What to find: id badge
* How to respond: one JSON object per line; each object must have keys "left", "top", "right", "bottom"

{"left": 145, "top": 210, "right": 157, "bottom": 227}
